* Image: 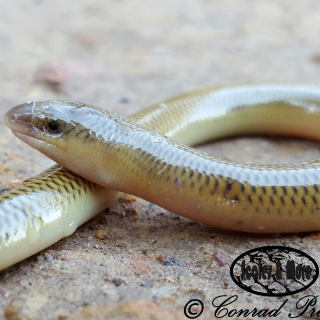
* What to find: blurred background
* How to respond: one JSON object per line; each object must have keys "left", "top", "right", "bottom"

{"left": 1, "top": 1, "right": 320, "bottom": 319}
{"left": 1, "top": 0, "right": 320, "bottom": 118}
{"left": 1, "top": 0, "right": 320, "bottom": 185}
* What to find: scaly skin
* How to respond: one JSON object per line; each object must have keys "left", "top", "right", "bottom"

{"left": 0, "top": 165, "right": 120, "bottom": 271}
{"left": 2, "top": 84, "right": 320, "bottom": 270}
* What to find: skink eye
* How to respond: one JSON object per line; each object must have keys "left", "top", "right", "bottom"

{"left": 44, "top": 122, "right": 61, "bottom": 134}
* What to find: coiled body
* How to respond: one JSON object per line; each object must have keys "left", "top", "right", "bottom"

{"left": 2, "top": 84, "right": 320, "bottom": 271}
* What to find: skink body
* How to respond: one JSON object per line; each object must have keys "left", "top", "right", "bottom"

{"left": 2, "top": 84, "right": 320, "bottom": 270}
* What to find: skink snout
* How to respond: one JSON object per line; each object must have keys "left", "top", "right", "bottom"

{"left": 5, "top": 102, "right": 34, "bottom": 125}
{"left": 4, "top": 102, "right": 35, "bottom": 135}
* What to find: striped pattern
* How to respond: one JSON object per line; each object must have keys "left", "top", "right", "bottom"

{"left": 0, "top": 165, "right": 119, "bottom": 271}
{"left": 3, "top": 84, "right": 320, "bottom": 271}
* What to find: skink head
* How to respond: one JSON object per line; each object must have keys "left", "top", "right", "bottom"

{"left": 5, "top": 100, "right": 79, "bottom": 147}
{"left": 5, "top": 99, "right": 106, "bottom": 140}
{"left": 4, "top": 100, "right": 113, "bottom": 185}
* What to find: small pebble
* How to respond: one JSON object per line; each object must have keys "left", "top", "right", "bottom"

{"left": 162, "top": 256, "right": 184, "bottom": 267}
{"left": 93, "top": 230, "right": 108, "bottom": 240}
{"left": 112, "top": 278, "right": 122, "bottom": 286}
{"left": 126, "top": 208, "right": 140, "bottom": 222}
{"left": 44, "top": 253, "right": 53, "bottom": 262}
{"left": 213, "top": 251, "right": 228, "bottom": 267}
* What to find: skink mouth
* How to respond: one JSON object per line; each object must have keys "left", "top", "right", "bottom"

{"left": 4, "top": 102, "right": 53, "bottom": 151}
{"left": 4, "top": 102, "right": 35, "bottom": 135}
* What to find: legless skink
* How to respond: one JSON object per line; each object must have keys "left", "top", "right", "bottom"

{"left": 2, "top": 85, "right": 320, "bottom": 271}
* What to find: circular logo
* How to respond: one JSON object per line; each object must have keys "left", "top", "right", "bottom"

{"left": 230, "top": 246, "right": 319, "bottom": 297}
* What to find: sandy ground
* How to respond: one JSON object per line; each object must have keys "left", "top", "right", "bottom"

{"left": 1, "top": 0, "right": 320, "bottom": 319}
